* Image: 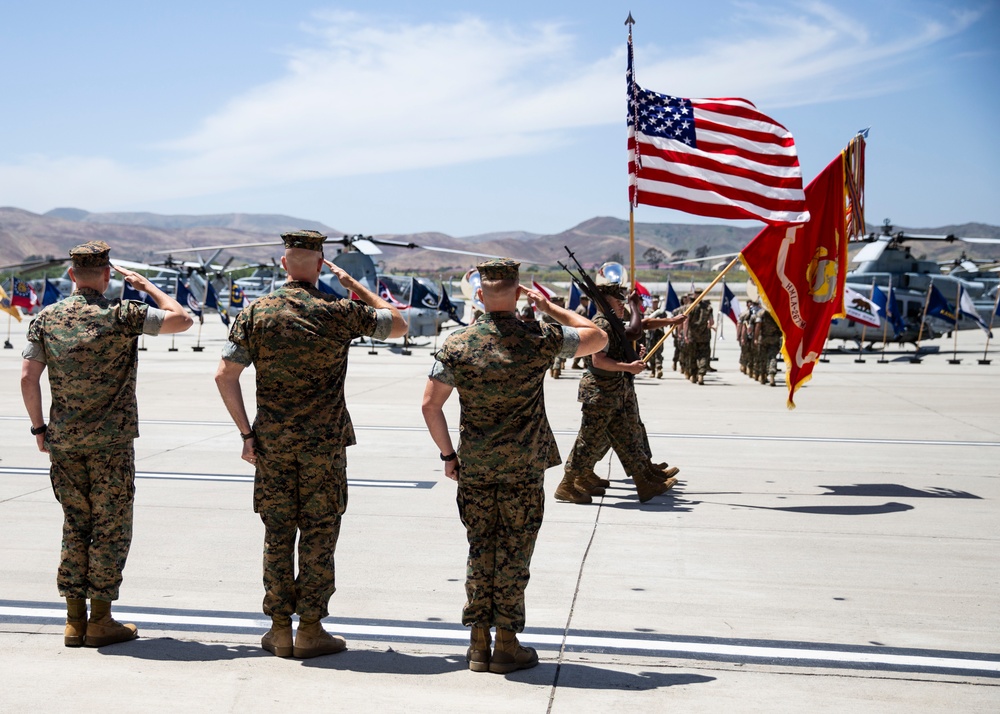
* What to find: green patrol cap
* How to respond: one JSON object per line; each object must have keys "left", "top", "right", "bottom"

{"left": 69, "top": 240, "right": 111, "bottom": 268}
{"left": 595, "top": 283, "right": 626, "bottom": 300}
{"left": 281, "top": 230, "right": 327, "bottom": 251}
{"left": 477, "top": 258, "right": 520, "bottom": 280}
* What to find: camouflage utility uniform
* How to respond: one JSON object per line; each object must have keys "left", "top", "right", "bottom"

{"left": 222, "top": 281, "right": 393, "bottom": 622}
{"left": 644, "top": 305, "right": 666, "bottom": 377}
{"left": 686, "top": 299, "right": 714, "bottom": 383}
{"left": 23, "top": 289, "right": 164, "bottom": 601}
{"left": 754, "top": 309, "right": 783, "bottom": 385}
{"left": 430, "top": 312, "right": 578, "bottom": 633}
{"left": 564, "top": 314, "right": 663, "bottom": 497}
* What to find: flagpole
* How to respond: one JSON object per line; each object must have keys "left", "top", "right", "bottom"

{"left": 401, "top": 277, "right": 413, "bottom": 356}
{"left": 948, "top": 283, "right": 961, "bottom": 365}
{"left": 711, "top": 284, "right": 723, "bottom": 361}
{"left": 979, "top": 288, "right": 999, "bottom": 365}
{"left": 910, "top": 283, "right": 934, "bottom": 363}
{"left": 643, "top": 256, "right": 738, "bottom": 363}
{"left": 855, "top": 282, "right": 876, "bottom": 363}
{"left": 878, "top": 276, "right": 891, "bottom": 363}
{"left": 4, "top": 311, "right": 11, "bottom": 349}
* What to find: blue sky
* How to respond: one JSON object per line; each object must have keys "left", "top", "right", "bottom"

{"left": 1, "top": 1, "right": 997, "bottom": 236}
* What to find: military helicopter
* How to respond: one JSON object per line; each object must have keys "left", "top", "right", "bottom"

{"left": 827, "top": 219, "right": 1000, "bottom": 345}
{"left": 154, "top": 233, "right": 503, "bottom": 337}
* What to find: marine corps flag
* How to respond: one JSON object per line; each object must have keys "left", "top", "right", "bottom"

{"left": 740, "top": 151, "right": 850, "bottom": 408}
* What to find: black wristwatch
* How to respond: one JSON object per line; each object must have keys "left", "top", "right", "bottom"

{"left": 440, "top": 451, "right": 458, "bottom": 462}
{"left": 240, "top": 430, "right": 256, "bottom": 442}
{"left": 30, "top": 424, "right": 47, "bottom": 436}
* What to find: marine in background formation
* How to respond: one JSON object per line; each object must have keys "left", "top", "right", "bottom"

{"left": 20, "top": 240, "right": 193, "bottom": 648}
{"left": 542, "top": 295, "right": 568, "bottom": 378}
{"left": 215, "top": 229, "right": 407, "bottom": 660}
{"left": 644, "top": 296, "right": 666, "bottom": 378}
{"left": 682, "top": 290, "right": 715, "bottom": 385}
{"left": 421, "top": 258, "right": 605, "bottom": 673}
{"left": 752, "top": 305, "right": 784, "bottom": 386}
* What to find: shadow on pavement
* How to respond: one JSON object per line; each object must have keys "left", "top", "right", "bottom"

{"left": 97, "top": 637, "right": 265, "bottom": 661}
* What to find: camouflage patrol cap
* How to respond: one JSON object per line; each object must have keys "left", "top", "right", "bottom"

{"left": 69, "top": 240, "right": 111, "bottom": 268}
{"left": 595, "top": 283, "right": 626, "bottom": 300}
{"left": 477, "top": 258, "right": 519, "bottom": 280}
{"left": 281, "top": 230, "right": 327, "bottom": 251}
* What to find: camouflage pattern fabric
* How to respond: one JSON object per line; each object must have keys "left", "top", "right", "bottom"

{"left": 223, "top": 280, "right": 385, "bottom": 620}
{"left": 225, "top": 280, "right": 380, "bottom": 452}
{"left": 577, "top": 314, "right": 628, "bottom": 407}
{"left": 566, "top": 315, "right": 652, "bottom": 481}
{"left": 458, "top": 480, "right": 544, "bottom": 632}
{"left": 644, "top": 307, "right": 666, "bottom": 369}
{"left": 48, "top": 444, "right": 135, "bottom": 601}
{"left": 432, "top": 312, "right": 567, "bottom": 483}
{"left": 25, "top": 289, "right": 150, "bottom": 449}
{"left": 255, "top": 447, "right": 348, "bottom": 621}
{"left": 755, "top": 310, "right": 783, "bottom": 378}
{"left": 430, "top": 310, "right": 569, "bottom": 633}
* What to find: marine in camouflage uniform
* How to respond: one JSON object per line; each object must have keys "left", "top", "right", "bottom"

{"left": 543, "top": 296, "right": 567, "bottom": 378}
{"left": 671, "top": 296, "right": 689, "bottom": 373}
{"left": 562, "top": 286, "right": 679, "bottom": 504}
{"left": 644, "top": 298, "right": 666, "bottom": 378}
{"left": 20, "top": 240, "right": 192, "bottom": 647}
{"left": 754, "top": 307, "right": 783, "bottom": 386}
{"left": 737, "top": 301, "right": 757, "bottom": 376}
{"left": 422, "top": 258, "right": 603, "bottom": 674}
{"left": 685, "top": 294, "right": 715, "bottom": 385}
{"left": 215, "top": 230, "right": 403, "bottom": 659}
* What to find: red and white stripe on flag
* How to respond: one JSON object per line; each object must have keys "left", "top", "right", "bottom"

{"left": 532, "top": 281, "right": 557, "bottom": 300}
{"left": 628, "top": 97, "right": 809, "bottom": 226}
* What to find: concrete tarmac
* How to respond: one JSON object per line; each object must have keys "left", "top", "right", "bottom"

{"left": 1, "top": 316, "right": 998, "bottom": 713}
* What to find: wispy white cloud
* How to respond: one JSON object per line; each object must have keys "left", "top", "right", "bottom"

{"left": 0, "top": 3, "right": 982, "bottom": 211}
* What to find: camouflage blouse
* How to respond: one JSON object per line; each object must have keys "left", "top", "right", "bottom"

{"left": 222, "top": 280, "right": 391, "bottom": 452}
{"left": 24, "top": 288, "right": 157, "bottom": 449}
{"left": 430, "top": 311, "right": 578, "bottom": 483}
{"left": 577, "top": 313, "right": 630, "bottom": 407}
{"left": 687, "top": 301, "right": 715, "bottom": 340}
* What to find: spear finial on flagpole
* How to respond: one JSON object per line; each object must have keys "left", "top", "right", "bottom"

{"left": 625, "top": 12, "right": 635, "bottom": 27}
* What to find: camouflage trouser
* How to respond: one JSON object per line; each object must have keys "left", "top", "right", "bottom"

{"left": 254, "top": 446, "right": 348, "bottom": 621}
{"left": 565, "top": 398, "right": 651, "bottom": 481}
{"left": 691, "top": 338, "right": 711, "bottom": 376}
{"left": 585, "top": 386, "right": 656, "bottom": 467}
{"left": 48, "top": 444, "right": 135, "bottom": 601}
{"left": 645, "top": 330, "right": 664, "bottom": 369}
{"left": 458, "top": 478, "right": 544, "bottom": 633}
{"left": 756, "top": 340, "right": 782, "bottom": 377}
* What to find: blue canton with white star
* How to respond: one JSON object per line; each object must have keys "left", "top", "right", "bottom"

{"left": 628, "top": 88, "right": 697, "bottom": 147}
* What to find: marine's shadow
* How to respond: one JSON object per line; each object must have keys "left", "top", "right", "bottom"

{"left": 490, "top": 661, "right": 714, "bottom": 690}
{"left": 97, "top": 637, "right": 265, "bottom": 661}
{"left": 304, "top": 649, "right": 716, "bottom": 690}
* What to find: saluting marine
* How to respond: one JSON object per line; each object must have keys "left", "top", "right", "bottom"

{"left": 421, "top": 258, "right": 605, "bottom": 674}
{"left": 20, "top": 240, "right": 193, "bottom": 648}
{"left": 215, "top": 230, "right": 407, "bottom": 660}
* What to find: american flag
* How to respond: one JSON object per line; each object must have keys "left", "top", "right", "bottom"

{"left": 627, "top": 38, "right": 808, "bottom": 226}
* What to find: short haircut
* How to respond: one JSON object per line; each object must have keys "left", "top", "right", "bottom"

{"left": 72, "top": 265, "right": 107, "bottom": 283}
{"left": 480, "top": 277, "right": 517, "bottom": 297}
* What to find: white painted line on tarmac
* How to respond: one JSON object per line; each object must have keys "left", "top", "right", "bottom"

{"left": 3, "top": 416, "right": 995, "bottom": 447}
{"left": 0, "top": 466, "right": 429, "bottom": 489}
{"left": 2, "top": 604, "right": 998, "bottom": 676}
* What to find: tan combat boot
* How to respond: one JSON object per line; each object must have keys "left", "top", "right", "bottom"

{"left": 656, "top": 367, "right": 663, "bottom": 379}
{"left": 467, "top": 626, "right": 491, "bottom": 672}
{"left": 769, "top": 373, "right": 776, "bottom": 386}
{"left": 294, "top": 619, "right": 347, "bottom": 658}
{"left": 490, "top": 629, "right": 538, "bottom": 674}
{"left": 64, "top": 598, "right": 87, "bottom": 647}
{"left": 261, "top": 615, "right": 293, "bottom": 657}
{"left": 574, "top": 471, "right": 606, "bottom": 497}
{"left": 697, "top": 373, "right": 705, "bottom": 385}
{"left": 554, "top": 474, "right": 591, "bottom": 504}
{"left": 633, "top": 471, "right": 669, "bottom": 503}
{"left": 85, "top": 599, "right": 138, "bottom": 647}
